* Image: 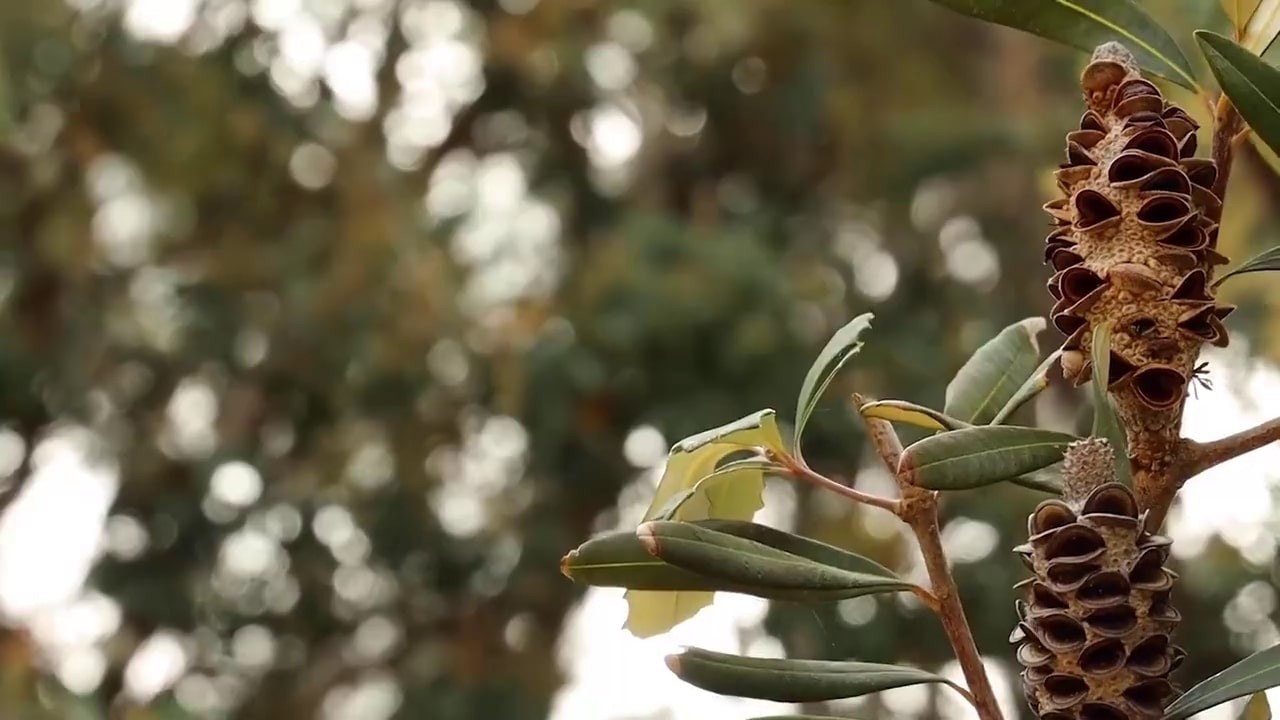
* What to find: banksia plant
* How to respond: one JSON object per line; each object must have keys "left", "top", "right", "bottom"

{"left": 1012, "top": 438, "right": 1183, "bottom": 720}
{"left": 560, "top": 3, "right": 1280, "bottom": 720}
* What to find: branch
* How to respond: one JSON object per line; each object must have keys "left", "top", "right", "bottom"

{"left": 1144, "top": 95, "right": 1249, "bottom": 532}
{"left": 852, "top": 394, "right": 1005, "bottom": 720}
{"left": 1210, "top": 93, "right": 1244, "bottom": 224}
{"left": 1180, "top": 416, "right": 1280, "bottom": 479}
{"left": 777, "top": 453, "right": 901, "bottom": 514}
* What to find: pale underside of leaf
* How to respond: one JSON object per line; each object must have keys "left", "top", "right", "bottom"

{"left": 1226, "top": 0, "right": 1266, "bottom": 38}
{"left": 858, "top": 399, "right": 971, "bottom": 432}
{"left": 1241, "top": 692, "right": 1273, "bottom": 720}
{"left": 628, "top": 409, "right": 786, "bottom": 637}
{"left": 1245, "top": 0, "right": 1280, "bottom": 54}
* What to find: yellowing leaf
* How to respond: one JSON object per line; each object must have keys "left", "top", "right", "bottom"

{"left": 858, "top": 400, "right": 970, "bottom": 432}
{"left": 1244, "top": 0, "right": 1280, "bottom": 54}
{"left": 1241, "top": 692, "right": 1272, "bottom": 720}
{"left": 626, "top": 409, "right": 786, "bottom": 637}
{"left": 639, "top": 409, "right": 785, "bottom": 522}
{"left": 1225, "top": 0, "right": 1266, "bottom": 38}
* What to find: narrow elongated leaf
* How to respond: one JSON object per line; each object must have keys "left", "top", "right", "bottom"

{"left": 1225, "top": 0, "right": 1267, "bottom": 38}
{"left": 1241, "top": 692, "right": 1273, "bottom": 720}
{"left": 666, "top": 647, "right": 959, "bottom": 703}
{"left": 561, "top": 528, "right": 723, "bottom": 592}
{"left": 562, "top": 520, "right": 902, "bottom": 599}
{"left": 629, "top": 409, "right": 787, "bottom": 637}
{"left": 1245, "top": 0, "right": 1280, "bottom": 55}
{"left": 794, "top": 313, "right": 875, "bottom": 453}
{"left": 991, "top": 348, "right": 1063, "bottom": 425}
{"left": 638, "top": 521, "right": 915, "bottom": 600}
{"left": 898, "top": 426, "right": 1078, "bottom": 490}
{"left": 1165, "top": 644, "right": 1280, "bottom": 720}
{"left": 858, "top": 400, "right": 971, "bottom": 432}
{"left": 1214, "top": 245, "right": 1280, "bottom": 287}
{"left": 945, "top": 317, "right": 1046, "bottom": 425}
{"left": 924, "top": 0, "right": 1198, "bottom": 90}
{"left": 695, "top": 519, "right": 899, "bottom": 579}
{"left": 1089, "top": 322, "right": 1132, "bottom": 486}
{"left": 1010, "top": 468, "right": 1065, "bottom": 495}
{"left": 747, "top": 712, "right": 849, "bottom": 717}
{"left": 1197, "top": 31, "right": 1280, "bottom": 159}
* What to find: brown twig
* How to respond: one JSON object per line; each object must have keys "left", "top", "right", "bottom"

{"left": 1145, "top": 416, "right": 1280, "bottom": 531}
{"left": 852, "top": 394, "right": 1005, "bottom": 720}
{"left": 1141, "top": 94, "right": 1248, "bottom": 531}
{"left": 1209, "top": 93, "right": 1244, "bottom": 224}
{"left": 1179, "top": 416, "right": 1280, "bottom": 479}
{"left": 777, "top": 452, "right": 902, "bottom": 514}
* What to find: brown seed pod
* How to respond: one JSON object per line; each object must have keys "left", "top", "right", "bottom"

{"left": 1040, "top": 42, "right": 1230, "bottom": 512}
{"left": 1012, "top": 439, "right": 1183, "bottom": 720}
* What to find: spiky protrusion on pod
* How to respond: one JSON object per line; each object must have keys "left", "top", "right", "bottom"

{"left": 1011, "top": 439, "right": 1184, "bottom": 720}
{"left": 1044, "top": 43, "right": 1236, "bottom": 502}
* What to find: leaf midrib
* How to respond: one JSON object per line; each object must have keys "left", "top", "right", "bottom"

{"left": 913, "top": 440, "right": 1069, "bottom": 472}
{"left": 1057, "top": 0, "right": 1198, "bottom": 88}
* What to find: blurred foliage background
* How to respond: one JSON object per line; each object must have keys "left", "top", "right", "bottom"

{"left": 2, "top": 0, "right": 1280, "bottom": 718}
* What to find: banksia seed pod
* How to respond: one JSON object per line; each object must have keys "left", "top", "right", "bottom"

{"left": 1011, "top": 438, "right": 1183, "bottom": 720}
{"left": 1045, "top": 42, "right": 1236, "bottom": 507}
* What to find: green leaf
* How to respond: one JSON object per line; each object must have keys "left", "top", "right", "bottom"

{"left": 898, "top": 426, "right": 1078, "bottom": 490}
{"left": 1213, "top": 245, "right": 1280, "bottom": 287}
{"left": 697, "top": 519, "right": 899, "bottom": 579}
{"left": 924, "top": 0, "right": 1198, "bottom": 90}
{"left": 638, "top": 521, "right": 916, "bottom": 601}
{"left": 561, "top": 520, "right": 902, "bottom": 599}
{"left": 560, "top": 527, "right": 725, "bottom": 592}
{"left": 990, "top": 347, "right": 1063, "bottom": 425}
{"left": 1166, "top": 644, "right": 1280, "bottom": 720}
{"left": 1241, "top": 692, "right": 1273, "bottom": 720}
{"left": 858, "top": 400, "right": 971, "bottom": 432}
{"left": 628, "top": 409, "right": 787, "bottom": 637}
{"left": 1197, "top": 31, "right": 1280, "bottom": 160}
{"left": 1089, "top": 322, "right": 1132, "bottom": 486}
{"left": 666, "top": 647, "right": 960, "bottom": 703}
{"left": 794, "top": 313, "right": 875, "bottom": 454}
{"left": 1010, "top": 468, "right": 1065, "bottom": 495}
{"left": 747, "top": 712, "right": 849, "bottom": 717}
{"left": 944, "top": 317, "right": 1047, "bottom": 425}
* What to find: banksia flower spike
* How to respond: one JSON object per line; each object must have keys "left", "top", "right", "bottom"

{"left": 1012, "top": 438, "right": 1183, "bottom": 720}
{"left": 1045, "top": 42, "right": 1236, "bottom": 512}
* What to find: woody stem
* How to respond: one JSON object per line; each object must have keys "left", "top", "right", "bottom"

{"left": 854, "top": 394, "right": 1004, "bottom": 720}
